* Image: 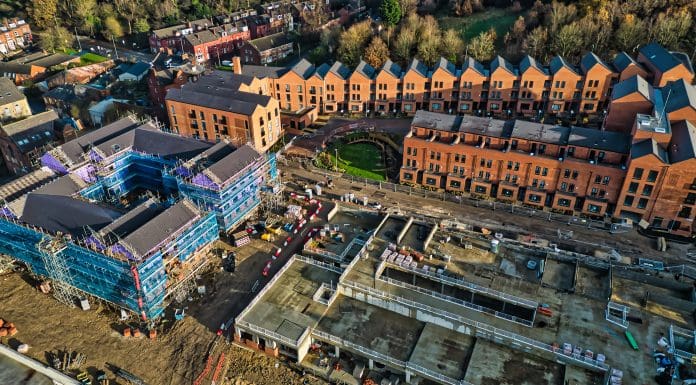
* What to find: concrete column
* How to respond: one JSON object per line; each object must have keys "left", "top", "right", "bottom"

{"left": 405, "top": 370, "right": 412, "bottom": 383}
{"left": 267, "top": 340, "right": 277, "bottom": 349}
{"left": 253, "top": 335, "right": 260, "bottom": 344}
{"left": 235, "top": 328, "right": 242, "bottom": 338}
{"left": 334, "top": 345, "right": 340, "bottom": 357}
{"left": 368, "top": 359, "right": 374, "bottom": 369}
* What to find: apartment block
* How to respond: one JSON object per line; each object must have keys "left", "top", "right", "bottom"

{"left": 165, "top": 65, "right": 281, "bottom": 153}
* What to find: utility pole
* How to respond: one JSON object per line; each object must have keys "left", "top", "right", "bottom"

{"left": 74, "top": 27, "right": 82, "bottom": 51}
{"left": 111, "top": 35, "right": 119, "bottom": 60}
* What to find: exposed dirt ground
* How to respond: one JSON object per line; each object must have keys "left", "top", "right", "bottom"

{"left": 0, "top": 236, "right": 328, "bottom": 385}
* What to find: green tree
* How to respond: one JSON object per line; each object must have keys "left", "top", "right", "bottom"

{"left": 653, "top": 8, "right": 692, "bottom": 50}
{"left": 398, "top": 0, "right": 417, "bottom": 16}
{"left": 417, "top": 16, "right": 440, "bottom": 65}
{"left": 525, "top": 27, "right": 548, "bottom": 61}
{"left": 29, "top": 0, "right": 58, "bottom": 30}
{"left": 440, "top": 29, "right": 463, "bottom": 63}
{"left": 103, "top": 16, "right": 124, "bottom": 40}
{"left": 393, "top": 26, "right": 416, "bottom": 64}
{"left": 380, "top": 0, "right": 402, "bottom": 26}
{"left": 615, "top": 14, "right": 647, "bottom": 52}
{"left": 72, "top": 0, "right": 98, "bottom": 35}
{"left": 134, "top": 18, "right": 150, "bottom": 33}
{"left": 553, "top": 22, "right": 583, "bottom": 59}
{"left": 364, "top": 37, "right": 389, "bottom": 69}
{"left": 38, "top": 26, "right": 74, "bottom": 53}
{"left": 467, "top": 29, "right": 496, "bottom": 62}
{"left": 337, "top": 21, "right": 372, "bottom": 67}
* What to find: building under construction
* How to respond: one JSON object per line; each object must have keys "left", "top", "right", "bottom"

{"left": 0, "top": 116, "right": 277, "bottom": 319}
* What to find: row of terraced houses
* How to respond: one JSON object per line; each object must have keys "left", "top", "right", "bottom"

{"left": 161, "top": 42, "right": 696, "bottom": 235}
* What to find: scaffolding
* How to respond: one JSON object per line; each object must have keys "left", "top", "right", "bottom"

{"left": 37, "top": 235, "right": 81, "bottom": 308}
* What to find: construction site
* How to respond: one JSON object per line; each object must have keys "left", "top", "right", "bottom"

{"left": 234, "top": 192, "right": 696, "bottom": 385}
{"left": 0, "top": 114, "right": 278, "bottom": 321}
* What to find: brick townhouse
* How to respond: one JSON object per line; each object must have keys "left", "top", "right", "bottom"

{"left": 400, "top": 68, "right": 696, "bottom": 235}
{"left": 182, "top": 22, "right": 251, "bottom": 64}
{"left": 0, "top": 18, "right": 31, "bottom": 55}
{"left": 189, "top": 42, "right": 691, "bottom": 128}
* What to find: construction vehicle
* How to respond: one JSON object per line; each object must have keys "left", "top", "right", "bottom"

{"left": 266, "top": 225, "right": 281, "bottom": 235}
{"left": 260, "top": 233, "right": 274, "bottom": 242}
{"left": 96, "top": 370, "right": 109, "bottom": 385}
{"left": 76, "top": 371, "right": 92, "bottom": 385}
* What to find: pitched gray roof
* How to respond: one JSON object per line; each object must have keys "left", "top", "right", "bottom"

{"left": 669, "top": 120, "right": 696, "bottom": 163}
{"left": 491, "top": 56, "right": 515, "bottom": 75}
{"left": 241, "top": 64, "right": 287, "bottom": 78}
{"left": 434, "top": 57, "right": 456, "bottom": 76}
{"left": 631, "top": 138, "right": 669, "bottom": 163}
{"left": 354, "top": 60, "right": 375, "bottom": 79}
{"left": 206, "top": 144, "right": 262, "bottom": 185}
{"left": 291, "top": 59, "right": 315, "bottom": 79}
{"left": 122, "top": 199, "right": 201, "bottom": 258}
{"left": 611, "top": 75, "right": 654, "bottom": 101}
{"left": 94, "top": 124, "right": 212, "bottom": 160}
{"left": 511, "top": 120, "right": 569, "bottom": 145}
{"left": 639, "top": 42, "right": 692, "bottom": 74}
{"left": 328, "top": 61, "right": 351, "bottom": 79}
{"left": 411, "top": 110, "right": 508, "bottom": 138}
{"left": 0, "top": 77, "right": 26, "bottom": 105}
{"left": 462, "top": 56, "right": 486, "bottom": 76}
{"left": 381, "top": 59, "right": 402, "bottom": 79}
{"left": 407, "top": 59, "right": 428, "bottom": 77}
{"left": 124, "top": 62, "right": 151, "bottom": 77}
{"left": 519, "top": 55, "right": 547, "bottom": 75}
{"left": 10, "top": 53, "right": 76, "bottom": 68}
{"left": 166, "top": 85, "right": 272, "bottom": 115}
{"left": 19, "top": 193, "right": 122, "bottom": 237}
{"left": 58, "top": 116, "right": 140, "bottom": 164}
{"left": 663, "top": 79, "right": 696, "bottom": 113}
{"left": 1, "top": 110, "right": 59, "bottom": 152}
{"left": 314, "top": 63, "right": 330, "bottom": 79}
{"left": 549, "top": 55, "right": 579, "bottom": 76}
{"left": 580, "top": 52, "right": 611, "bottom": 74}
{"left": 567, "top": 126, "right": 631, "bottom": 154}
{"left": 613, "top": 52, "right": 644, "bottom": 73}
{"left": 248, "top": 32, "right": 291, "bottom": 52}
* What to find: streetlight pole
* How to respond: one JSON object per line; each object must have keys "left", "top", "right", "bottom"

{"left": 334, "top": 148, "right": 338, "bottom": 171}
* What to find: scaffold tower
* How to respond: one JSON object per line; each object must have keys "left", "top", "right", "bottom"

{"left": 37, "top": 235, "right": 81, "bottom": 307}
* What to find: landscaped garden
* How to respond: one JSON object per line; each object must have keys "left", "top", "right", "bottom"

{"left": 317, "top": 140, "right": 388, "bottom": 181}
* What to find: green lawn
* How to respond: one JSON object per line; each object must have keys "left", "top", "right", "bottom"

{"left": 438, "top": 8, "right": 522, "bottom": 49}
{"left": 327, "top": 142, "right": 386, "bottom": 181}
{"left": 80, "top": 52, "right": 108, "bottom": 65}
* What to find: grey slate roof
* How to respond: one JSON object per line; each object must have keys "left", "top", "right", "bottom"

{"left": 434, "top": 57, "right": 456, "bottom": 76}
{"left": 123, "top": 62, "right": 151, "bottom": 77}
{"left": 669, "top": 120, "right": 696, "bottom": 163}
{"left": 611, "top": 75, "right": 654, "bottom": 101}
{"left": 491, "top": 56, "right": 515, "bottom": 75}
{"left": 94, "top": 124, "right": 212, "bottom": 160}
{"left": 411, "top": 110, "right": 509, "bottom": 138}
{"left": 567, "top": 126, "right": 631, "bottom": 154}
{"left": 19, "top": 53, "right": 75, "bottom": 68}
{"left": 639, "top": 42, "right": 690, "bottom": 73}
{"left": 314, "top": 63, "right": 330, "bottom": 79}
{"left": 354, "top": 60, "right": 375, "bottom": 79}
{"left": 1, "top": 110, "right": 59, "bottom": 152}
{"left": 0, "top": 62, "right": 32, "bottom": 75}
{"left": 166, "top": 85, "right": 272, "bottom": 115}
{"left": 195, "top": 70, "right": 255, "bottom": 91}
{"left": 0, "top": 77, "right": 26, "bottom": 105}
{"left": 511, "top": 120, "right": 569, "bottom": 145}
{"left": 34, "top": 174, "right": 87, "bottom": 197}
{"left": 519, "top": 55, "right": 547, "bottom": 75}
{"left": 98, "top": 199, "right": 164, "bottom": 243}
{"left": 613, "top": 52, "right": 644, "bottom": 73}
{"left": 631, "top": 138, "right": 669, "bottom": 163}
{"left": 206, "top": 144, "right": 262, "bottom": 185}
{"left": 241, "top": 64, "right": 287, "bottom": 78}
{"left": 671, "top": 51, "right": 695, "bottom": 74}
{"left": 328, "top": 61, "right": 351, "bottom": 79}
{"left": 58, "top": 116, "right": 140, "bottom": 164}
{"left": 19, "top": 193, "right": 122, "bottom": 237}
{"left": 122, "top": 199, "right": 201, "bottom": 258}
{"left": 248, "top": 32, "right": 291, "bottom": 52}
{"left": 663, "top": 79, "right": 696, "bottom": 113}
{"left": 381, "top": 60, "right": 402, "bottom": 79}
{"left": 462, "top": 56, "right": 486, "bottom": 76}
{"left": 291, "top": 59, "right": 315, "bottom": 79}
{"left": 407, "top": 59, "right": 428, "bottom": 77}
{"left": 580, "top": 52, "right": 611, "bottom": 74}
{"left": 549, "top": 56, "right": 579, "bottom": 76}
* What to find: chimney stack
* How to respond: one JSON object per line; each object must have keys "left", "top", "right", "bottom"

{"left": 233, "top": 56, "right": 242, "bottom": 75}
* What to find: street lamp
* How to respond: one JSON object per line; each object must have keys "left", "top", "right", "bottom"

{"left": 334, "top": 148, "right": 338, "bottom": 171}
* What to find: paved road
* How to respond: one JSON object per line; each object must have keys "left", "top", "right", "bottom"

{"left": 77, "top": 36, "right": 156, "bottom": 63}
